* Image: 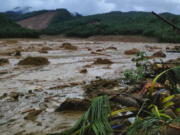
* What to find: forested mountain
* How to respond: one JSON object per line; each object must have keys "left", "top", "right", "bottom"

{"left": 44, "top": 11, "right": 180, "bottom": 43}
{"left": 0, "top": 14, "right": 39, "bottom": 38}
{"left": 1, "top": 8, "right": 180, "bottom": 42}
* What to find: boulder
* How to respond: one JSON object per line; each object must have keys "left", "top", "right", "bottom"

{"left": 24, "top": 109, "right": 43, "bottom": 121}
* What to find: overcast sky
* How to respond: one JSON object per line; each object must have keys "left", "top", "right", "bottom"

{"left": 1, "top": 0, "right": 180, "bottom": 15}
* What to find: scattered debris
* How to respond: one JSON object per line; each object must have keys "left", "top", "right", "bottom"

{"left": 0, "top": 93, "right": 8, "bottom": 100}
{"left": 84, "top": 79, "right": 119, "bottom": 97}
{"left": 91, "top": 51, "right": 105, "bottom": 55}
{"left": 49, "top": 82, "right": 84, "bottom": 90}
{"left": 152, "top": 58, "right": 180, "bottom": 71}
{"left": 112, "top": 95, "right": 140, "bottom": 108}
{"left": 39, "top": 47, "right": 52, "bottom": 53}
{"left": 96, "top": 49, "right": 104, "bottom": 52}
{"left": 18, "top": 57, "right": 49, "bottom": 66}
{"left": 166, "top": 46, "right": 180, "bottom": 53}
{"left": 55, "top": 98, "right": 90, "bottom": 112}
{"left": 0, "top": 58, "right": 9, "bottom": 66}
{"left": 0, "top": 70, "right": 8, "bottom": 75}
{"left": 80, "top": 69, "right": 88, "bottom": 74}
{"left": 145, "top": 45, "right": 161, "bottom": 50}
{"left": 8, "top": 92, "right": 23, "bottom": 101}
{"left": 61, "top": 43, "right": 78, "bottom": 50}
{"left": 85, "top": 47, "right": 92, "bottom": 51}
{"left": 106, "top": 47, "right": 117, "bottom": 50}
{"left": 14, "top": 50, "right": 21, "bottom": 56}
{"left": 24, "top": 109, "right": 43, "bottom": 121}
{"left": 93, "top": 58, "right": 113, "bottom": 65}
{"left": 124, "top": 48, "right": 140, "bottom": 55}
{"left": 83, "top": 64, "right": 92, "bottom": 68}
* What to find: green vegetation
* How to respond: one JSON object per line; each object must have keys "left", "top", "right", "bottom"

{"left": 124, "top": 66, "right": 146, "bottom": 83}
{"left": 0, "top": 14, "right": 39, "bottom": 38}
{"left": 1, "top": 9, "right": 180, "bottom": 42}
{"left": 50, "top": 9, "right": 81, "bottom": 25}
{"left": 44, "top": 11, "right": 180, "bottom": 43}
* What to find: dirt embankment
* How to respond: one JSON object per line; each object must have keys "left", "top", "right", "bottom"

{"left": 17, "top": 11, "right": 57, "bottom": 30}
{"left": 88, "top": 35, "right": 157, "bottom": 42}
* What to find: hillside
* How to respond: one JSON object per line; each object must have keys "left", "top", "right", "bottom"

{"left": 44, "top": 11, "right": 180, "bottom": 43}
{"left": 0, "top": 14, "right": 39, "bottom": 38}
{"left": 17, "top": 11, "right": 57, "bottom": 30}
{"left": 3, "top": 9, "right": 81, "bottom": 30}
{"left": 1, "top": 9, "right": 180, "bottom": 42}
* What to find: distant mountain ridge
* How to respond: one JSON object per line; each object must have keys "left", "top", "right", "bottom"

{"left": 1, "top": 8, "right": 82, "bottom": 30}
{"left": 1, "top": 8, "right": 180, "bottom": 42}
{"left": 0, "top": 14, "right": 39, "bottom": 38}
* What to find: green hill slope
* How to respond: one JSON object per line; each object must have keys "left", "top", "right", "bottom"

{"left": 0, "top": 15, "right": 39, "bottom": 38}
{"left": 44, "top": 11, "right": 180, "bottom": 43}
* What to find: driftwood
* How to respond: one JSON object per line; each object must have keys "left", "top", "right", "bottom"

{"left": 152, "top": 11, "right": 180, "bottom": 32}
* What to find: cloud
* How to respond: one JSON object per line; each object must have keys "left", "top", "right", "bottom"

{"left": 108, "top": 0, "right": 180, "bottom": 13}
{"left": 0, "top": 0, "right": 180, "bottom": 15}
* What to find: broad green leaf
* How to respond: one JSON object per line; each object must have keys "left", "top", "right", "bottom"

{"left": 175, "top": 108, "right": 180, "bottom": 112}
{"left": 163, "top": 101, "right": 174, "bottom": 109}
{"left": 151, "top": 67, "right": 180, "bottom": 93}
{"left": 159, "top": 113, "right": 172, "bottom": 120}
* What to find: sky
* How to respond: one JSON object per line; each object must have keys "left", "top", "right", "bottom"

{"left": 1, "top": 0, "right": 180, "bottom": 15}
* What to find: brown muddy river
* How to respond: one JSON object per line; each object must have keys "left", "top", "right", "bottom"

{"left": 0, "top": 37, "right": 179, "bottom": 135}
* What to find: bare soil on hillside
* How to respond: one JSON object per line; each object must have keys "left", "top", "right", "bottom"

{"left": 17, "top": 12, "right": 57, "bottom": 30}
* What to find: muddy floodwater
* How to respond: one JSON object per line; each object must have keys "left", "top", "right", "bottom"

{"left": 0, "top": 37, "right": 179, "bottom": 135}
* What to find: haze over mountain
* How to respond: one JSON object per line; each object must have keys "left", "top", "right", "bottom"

{"left": 10, "top": 6, "right": 33, "bottom": 14}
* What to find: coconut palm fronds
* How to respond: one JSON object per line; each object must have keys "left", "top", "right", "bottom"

{"left": 58, "top": 95, "right": 112, "bottom": 135}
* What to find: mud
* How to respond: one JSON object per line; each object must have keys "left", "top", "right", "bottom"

{"left": 18, "top": 57, "right": 50, "bottom": 66}
{"left": 152, "top": 50, "right": 166, "bottom": 58}
{"left": 61, "top": 43, "right": 78, "bottom": 50}
{"left": 0, "top": 37, "right": 179, "bottom": 135}
{"left": 93, "top": 58, "right": 113, "bottom": 65}
{"left": 124, "top": 48, "right": 140, "bottom": 55}
{"left": 55, "top": 98, "right": 90, "bottom": 112}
